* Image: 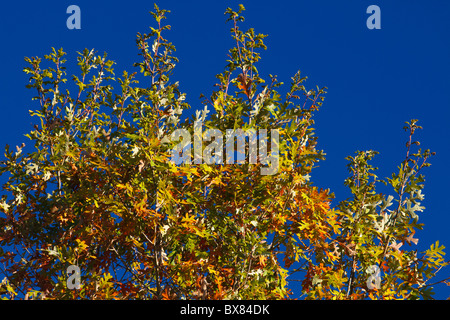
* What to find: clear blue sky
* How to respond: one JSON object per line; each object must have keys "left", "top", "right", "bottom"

{"left": 1, "top": 0, "right": 449, "bottom": 299}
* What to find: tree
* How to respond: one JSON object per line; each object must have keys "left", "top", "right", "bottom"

{"left": 0, "top": 4, "right": 448, "bottom": 300}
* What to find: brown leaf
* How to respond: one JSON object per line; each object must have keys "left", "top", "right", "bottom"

{"left": 404, "top": 233, "right": 419, "bottom": 245}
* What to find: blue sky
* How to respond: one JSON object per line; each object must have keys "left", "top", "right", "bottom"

{"left": 1, "top": 0, "right": 449, "bottom": 299}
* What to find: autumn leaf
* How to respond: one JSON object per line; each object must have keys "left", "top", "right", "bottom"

{"left": 237, "top": 73, "right": 252, "bottom": 98}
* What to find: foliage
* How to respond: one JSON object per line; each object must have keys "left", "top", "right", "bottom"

{"left": 0, "top": 4, "right": 448, "bottom": 300}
